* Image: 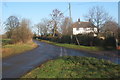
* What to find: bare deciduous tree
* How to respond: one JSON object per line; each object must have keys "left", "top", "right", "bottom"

{"left": 11, "top": 19, "right": 33, "bottom": 43}
{"left": 36, "top": 18, "right": 50, "bottom": 36}
{"left": 61, "top": 17, "right": 73, "bottom": 35}
{"left": 5, "top": 16, "right": 19, "bottom": 38}
{"left": 84, "top": 6, "right": 112, "bottom": 33}
{"left": 102, "top": 20, "right": 119, "bottom": 38}
{"left": 50, "top": 9, "right": 64, "bottom": 37}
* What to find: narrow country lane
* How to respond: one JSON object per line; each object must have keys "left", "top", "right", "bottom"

{"left": 2, "top": 40, "right": 120, "bottom": 78}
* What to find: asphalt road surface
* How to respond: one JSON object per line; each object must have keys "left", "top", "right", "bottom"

{"left": 2, "top": 40, "right": 120, "bottom": 78}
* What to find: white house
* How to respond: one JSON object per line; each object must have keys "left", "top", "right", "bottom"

{"left": 72, "top": 19, "right": 98, "bottom": 36}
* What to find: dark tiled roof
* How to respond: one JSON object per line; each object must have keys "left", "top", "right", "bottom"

{"left": 72, "top": 22, "right": 96, "bottom": 28}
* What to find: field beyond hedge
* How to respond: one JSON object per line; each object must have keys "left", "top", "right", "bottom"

{"left": 22, "top": 56, "right": 120, "bottom": 78}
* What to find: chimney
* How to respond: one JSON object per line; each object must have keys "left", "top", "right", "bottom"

{"left": 78, "top": 18, "right": 80, "bottom": 22}
{"left": 89, "top": 19, "right": 91, "bottom": 22}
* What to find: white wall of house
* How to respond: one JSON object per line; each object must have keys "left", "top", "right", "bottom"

{"left": 73, "top": 27, "right": 97, "bottom": 36}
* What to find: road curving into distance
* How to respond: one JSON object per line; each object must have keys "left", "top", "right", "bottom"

{"left": 2, "top": 40, "right": 120, "bottom": 78}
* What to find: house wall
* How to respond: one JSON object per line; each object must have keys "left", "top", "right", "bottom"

{"left": 73, "top": 28, "right": 97, "bottom": 35}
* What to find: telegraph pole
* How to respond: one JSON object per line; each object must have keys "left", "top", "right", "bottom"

{"left": 69, "top": 3, "right": 72, "bottom": 21}
{"left": 69, "top": 3, "right": 80, "bottom": 45}
{"left": 69, "top": 3, "right": 73, "bottom": 43}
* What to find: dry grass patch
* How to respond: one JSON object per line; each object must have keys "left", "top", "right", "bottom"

{"left": 2, "top": 41, "right": 37, "bottom": 58}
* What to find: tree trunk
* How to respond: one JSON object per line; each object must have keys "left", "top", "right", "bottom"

{"left": 53, "top": 21, "right": 57, "bottom": 37}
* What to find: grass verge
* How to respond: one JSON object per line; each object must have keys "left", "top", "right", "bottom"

{"left": 39, "top": 39, "right": 104, "bottom": 52}
{"left": 22, "top": 56, "right": 120, "bottom": 78}
{"left": 2, "top": 41, "right": 38, "bottom": 58}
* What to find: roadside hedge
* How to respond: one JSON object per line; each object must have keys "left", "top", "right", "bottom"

{"left": 2, "top": 39, "right": 12, "bottom": 46}
{"left": 35, "top": 34, "right": 116, "bottom": 49}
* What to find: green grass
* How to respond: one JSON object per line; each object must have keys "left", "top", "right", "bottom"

{"left": 2, "top": 41, "right": 37, "bottom": 58}
{"left": 39, "top": 40, "right": 103, "bottom": 51}
{"left": 22, "top": 56, "right": 120, "bottom": 78}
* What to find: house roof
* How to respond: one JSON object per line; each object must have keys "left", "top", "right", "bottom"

{"left": 72, "top": 22, "right": 96, "bottom": 28}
